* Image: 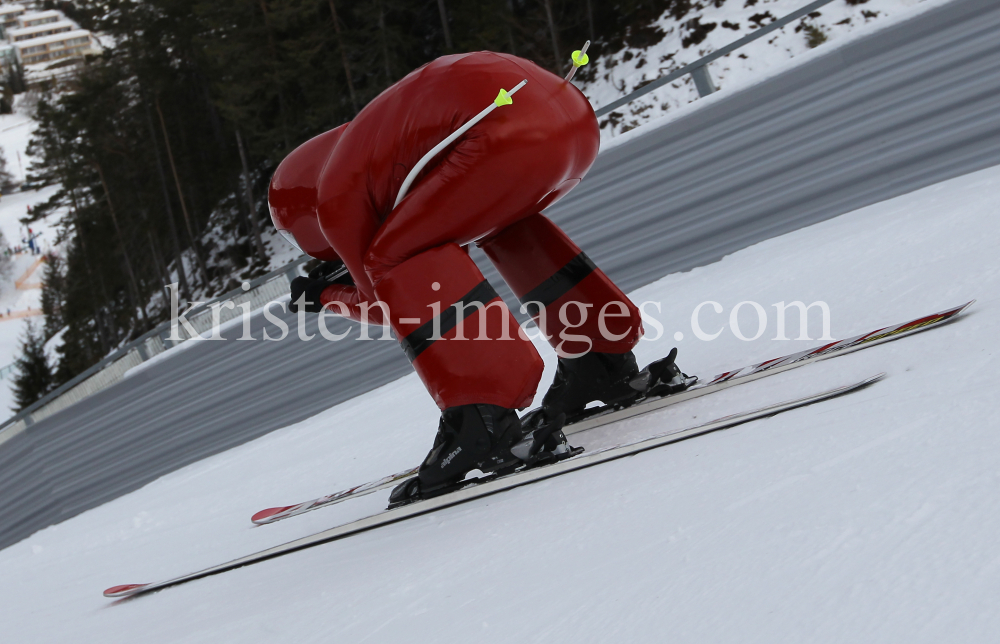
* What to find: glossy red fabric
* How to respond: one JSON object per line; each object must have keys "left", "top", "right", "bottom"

{"left": 376, "top": 244, "right": 543, "bottom": 410}
{"left": 268, "top": 51, "right": 598, "bottom": 319}
{"left": 268, "top": 51, "right": 613, "bottom": 407}
{"left": 481, "top": 214, "right": 642, "bottom": 357}
{"left": 268, "top": 126, "right": 346, "bottom": 262}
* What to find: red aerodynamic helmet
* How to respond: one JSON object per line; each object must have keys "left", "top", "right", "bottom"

{"left": 267, "top": 125, "right": 346, "bottom": 262}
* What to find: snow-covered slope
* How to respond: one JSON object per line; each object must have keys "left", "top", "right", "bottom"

{"left": 2, "top": 155, "right": 997, "bottom": 640}
{"left": 583, "top": 0, "right": 954, "bottom": 139}
{"left": 0, "top": 99, "right": 64, "bottom": 413}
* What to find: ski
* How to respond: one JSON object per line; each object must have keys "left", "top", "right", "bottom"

{"left": 251, "top": 468, "right": 419, "bottom": 524}
{"left": 250, "top": 301, "right": 972, "bottom": 525}
{"left": 105, "top": 372, "right": 883, "bottom": 599}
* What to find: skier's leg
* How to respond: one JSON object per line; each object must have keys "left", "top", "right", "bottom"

{"left": 362, "top": 112, "right": 580, "bottom": 412}
{"left": 363, "top": 128, "right": 570, "bottom": 412}
{"left": 479, "top": 213, "right": 642, "bottom": 356}
{"left": 479, "top": 215, "right": 642, "bottom": 419}
{"left": 480, "top": 215, "right": 690, "bottom": 421}
{"left": 374, "top": 243, "right": 544, "bottom": 500}
{"left": 374, "top": 242, "right": 541, "bottom": 411}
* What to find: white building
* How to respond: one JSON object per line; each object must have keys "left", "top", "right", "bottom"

{"left": 14, "top": 29, "right": 95, "bottom": 66}
{"left": 15, "top": 9, "right": 60, "bottom": 30}
{"left": 0, "top": 6, "right": 102, "bottom": 81}
{"left": 8, "top": 19, "right": 75, "bottom": 43}
{"left": 0, "top": 4, "right": 26, "bottom": 33}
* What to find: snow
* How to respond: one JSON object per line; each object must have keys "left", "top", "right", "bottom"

{"left": 0, "top": 5, "right": 26, "bottom": 18}
{"left": 18, "top": 9, "right": 62, "bottom": 23}
{"left": 0, "top": 96, "right": 64, "bottom": 413}
{"left": 581, "top": 0, "right": 956, "bottom": 141}
{"left": 42, "top": 324, "right": 66, "bottom": 365}
{"left": 2, "top": 151, "right": 998, "bottom": 640}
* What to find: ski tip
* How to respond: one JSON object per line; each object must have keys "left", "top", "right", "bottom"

{"left": 825, "top": 372, "right": 885, "bottom": 399}
{"left": 251, "top": 506, "right": 293, "bottom": 524}
{"left": 946, "top": 300, "right": 975, "bottom": 317}
{"left": 864, "top": 372, "right": 887, "bottom": 385}
{"left": 104, "top": 583, "right": 149, "bottom": 598}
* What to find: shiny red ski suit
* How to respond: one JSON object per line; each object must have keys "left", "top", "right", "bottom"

{"left": 268, "top": 52, "right": 642, "bottom": 411}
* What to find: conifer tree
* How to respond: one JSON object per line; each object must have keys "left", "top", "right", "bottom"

{"left": 0, "top": 147, "right": 15, "bottom": 192}
{"left": 0, "top": 224, "right": 10, "bottom": 275}
{"left": 11, "top": 323, "right": 54, "bottom": 412}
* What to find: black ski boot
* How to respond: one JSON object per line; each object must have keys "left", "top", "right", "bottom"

{"left": 537, "top": 347, "right": 695, "bottom": 421}
{"left": 509, "top": 351, "right": 645, "bottom": 464}
{"left": 541, "top": 350, "right": 645, "bottom": 423}
{"left": 514, "top": 349, "right": 694, "bottom": 466}
{"left": 388, "top": 404, "right": 524, "bottom": 507}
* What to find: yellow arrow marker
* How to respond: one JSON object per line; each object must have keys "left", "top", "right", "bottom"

{"left": 494, "top": 88, "right": 513, "bottom": 106}
{"left": 394, "top": 79, "right": 526, "bottom": 209}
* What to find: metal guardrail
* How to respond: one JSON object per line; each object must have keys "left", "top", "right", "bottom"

{"left": 0, "top": 0, "right": 843, "bottom": 446}
{"left": 594, "top": 0, "right": 839, "bottom": 117}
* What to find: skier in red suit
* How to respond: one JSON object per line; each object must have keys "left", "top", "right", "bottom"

{"left": 269, "top": 51, "right": 689, "bottom": 504}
